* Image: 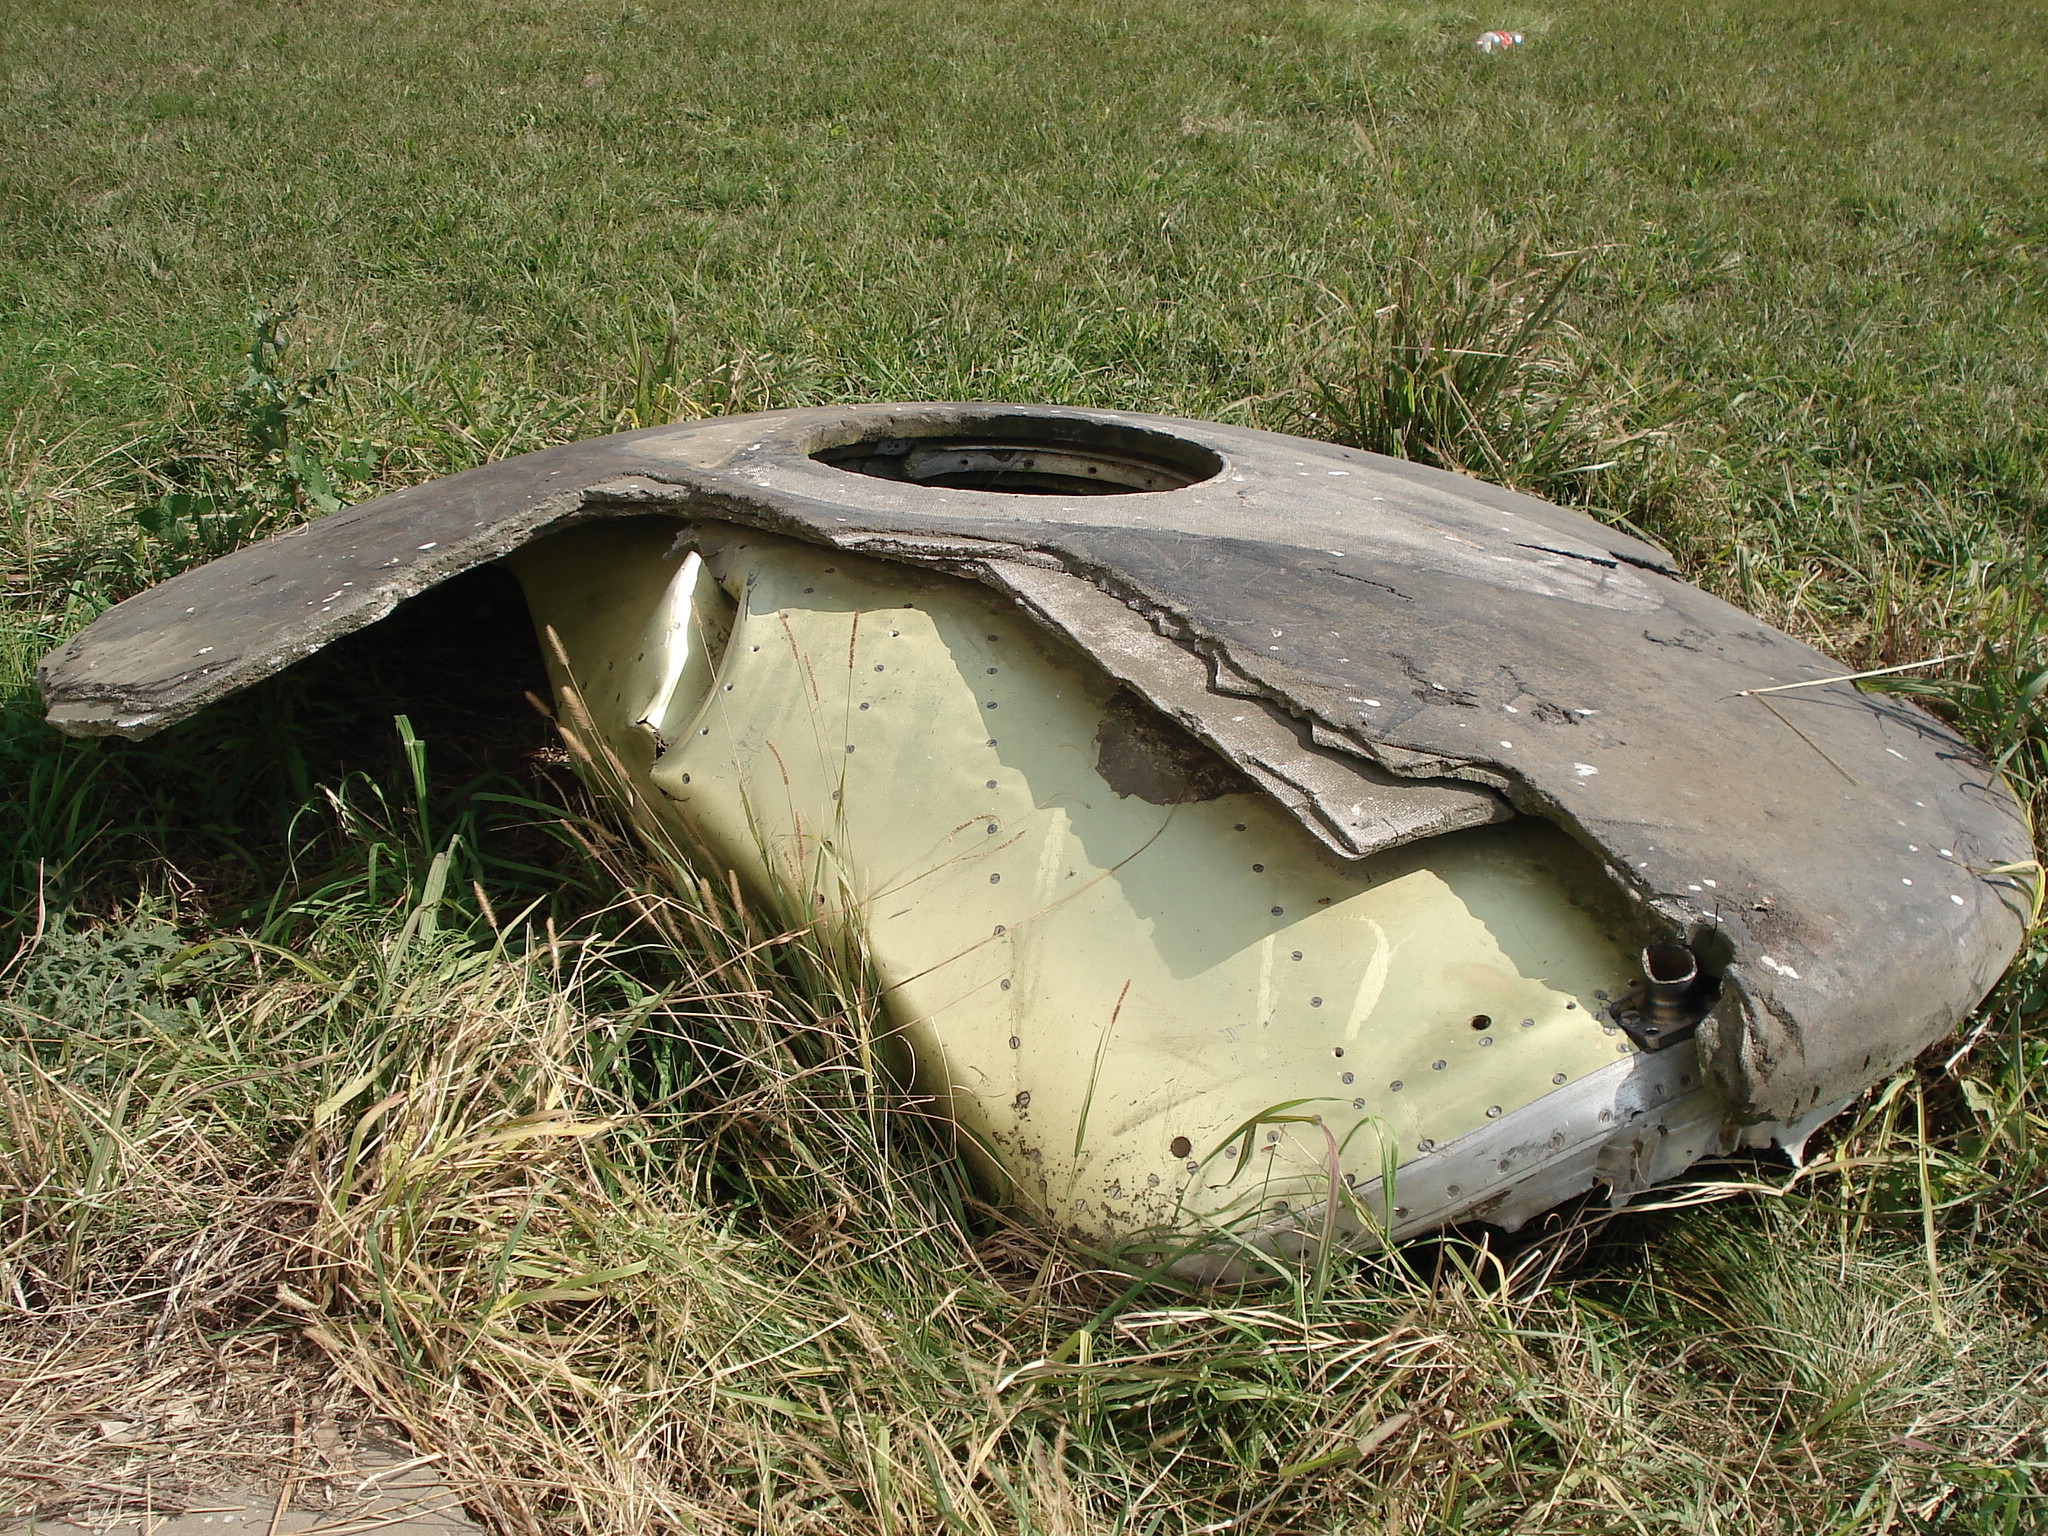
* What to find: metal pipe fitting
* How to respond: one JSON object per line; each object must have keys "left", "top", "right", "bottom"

{"left": 1642, "top": 942, "right": 1702, "bottom": 1032}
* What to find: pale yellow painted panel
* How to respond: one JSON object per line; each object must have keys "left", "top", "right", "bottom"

{"left": 513, "top": 520, "right": 1649, "bottom": 1249}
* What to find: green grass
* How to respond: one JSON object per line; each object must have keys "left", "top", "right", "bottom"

{"left": 1, "top": 0, "right": 2045, "bottom": 1531}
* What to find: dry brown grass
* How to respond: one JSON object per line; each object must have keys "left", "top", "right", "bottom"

{"left": 3, "top": 820, "right": 2042, "bottom": 1534}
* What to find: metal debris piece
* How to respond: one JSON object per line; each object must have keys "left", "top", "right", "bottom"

{"left": 37, "top": 404, "right": 2032, "bottom": 1272}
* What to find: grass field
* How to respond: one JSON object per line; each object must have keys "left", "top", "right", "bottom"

{"left": 2, "top": 0, "right": 2046, "bottom": 1531}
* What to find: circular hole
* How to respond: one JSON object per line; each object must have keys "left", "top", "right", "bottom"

{"left": 1643, "top": 941, "right": 1699, "bottom": 986}
{"left": 1169, "top": 1136, "right": 1193, "bottom": 1159}
{"left": 1470, "top": 1014, "right": 1492, "bottom": 1031}
{"left": 811, "top": 415, "right": 1223, "bottom": 496}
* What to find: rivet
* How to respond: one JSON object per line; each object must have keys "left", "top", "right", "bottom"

{"left": 986, "top": 779, "right": 997, "bottom": 788}
{"left": 1432, "top": 1059, "right": 1446, "bottom": 1071}
{"left": 874, "top": 664, "right": 884, "bottom": 672}
{"left": 1008, "top": 1036, "right": 1020, "bottom": 1049}
{"left": 1291, "top": 951, "right": 1303, "bottom": 961}
{"left": 989, "top": 874, "right": 1000, "bottom": 884}
{"left": 1000, "top": 979, "right": 1011, "bottom": 990}
{"left": 1234, "top": 823, "right": 1247, "bottom": 831}
{"left": 1417, "top": 1138, "right": 1435, "bottom": 1152}
{"left": 1341, "top": 1071, "right": 1354, "bottom": 1084}
{"left": 1497, "top": 1158, "right": 1511, "bottom": 1172}
{"left": 1353, "top": 1097, "right": 1367, "bottom": 1109}
{"left": 986, "top": 738, "right": 998, "bottom": 747}
{"left": 1552, "top": 1073, "right": 1567, "bottom": 1085}
{"left": 1446, "top": 1182, "right": 1461, "bottom": 1196}
{"left": 858, "top": 701, "right": 870, "bottom": 710}
{"left": 1252, "top": 863, "right": 1265, "bottom": 872}
{"left": 1311, "top": 997, "right": 1324, "bottom": 1008}
{"left": 1394, "top": 1205, "right": 1409, "bottom": 1219}
{"left": 993, "top": 924, "right": 1006, "bottom": 935}
{"left": 1271, "top": 906, "right": 1284, "bottom": 916}
{"left": 1485, "top": 1105, "right": 1502, "bottom": 1118}
{"left": 1521, "top": 1018, "right": 1535, "bottom": 1028}
{"left": 986, "top": 824, "right": 999, "bottom": 834}
{"left": 1389, "top": 1079, "right": 1403, "bottom": 1091}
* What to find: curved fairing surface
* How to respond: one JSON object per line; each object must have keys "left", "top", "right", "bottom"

{"left": 37, "top": 405, "right": 2031, "bottom": 1140}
